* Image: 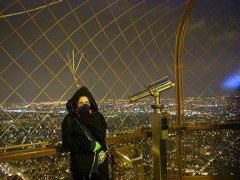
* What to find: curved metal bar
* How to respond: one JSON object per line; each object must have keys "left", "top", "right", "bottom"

{"left": 174, "top": 0, "right": 196, "bottom": 179}
{"left": 0, "top": 0, "right": 63, "bottom": 19}
{"left": 175, "top": 0, "right": 196, "bottom": 125}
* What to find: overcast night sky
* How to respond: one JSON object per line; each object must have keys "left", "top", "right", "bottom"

{"left": 0, "top": 0, "right": 239, "bottom": 104}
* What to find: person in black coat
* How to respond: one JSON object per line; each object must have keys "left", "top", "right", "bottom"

{"left": 62, "top": 86, "right": 109, "bottom": 180}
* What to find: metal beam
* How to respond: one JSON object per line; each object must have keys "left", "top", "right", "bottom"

{"left": 0, "top": 123, "right": 238, "bottom": 163}
{"left": 174, "top": 0, "right": 196, "bottom": 179}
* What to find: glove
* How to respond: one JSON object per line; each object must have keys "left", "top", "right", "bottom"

{"left": 93, "top": 142, "right": 101, "bottom": 152}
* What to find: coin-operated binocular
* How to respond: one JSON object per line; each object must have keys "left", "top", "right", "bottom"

{"left": 128, "top": 76, "right": 174, "bottom": 106}
{"left": 128, "top": 76, "right": 174, "bottom": 180}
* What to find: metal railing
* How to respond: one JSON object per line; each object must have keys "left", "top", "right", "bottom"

{"left": 1, "top": 123, "right": 239, "bottom": 179}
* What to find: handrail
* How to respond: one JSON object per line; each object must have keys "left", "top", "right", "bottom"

{"left": 0, "top": 123, "right": 239, "bottom": 163}
{"left": 0, "top": 142, "right": 48, "bottom": 151}
{"left": 0, "top": 132, "right": 148, "bottom": 163}
{"left": 169, "top": 123, "right": 239, "bottom": 131}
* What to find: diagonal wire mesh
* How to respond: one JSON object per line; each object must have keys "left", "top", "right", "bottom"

{"left": 180, "top": 0, "right": 240, "bottom": 176}
{"left": 0, "top": 0, "right": 239, "bottom": 179}
{"left": 0, "top": 0, "right": 182, "bottom": 146}
{"left": 0, "top": 1, "right": 183, "bottom": 179}
{"left": 183, "top": 0, "right": 239, "bottom": 105}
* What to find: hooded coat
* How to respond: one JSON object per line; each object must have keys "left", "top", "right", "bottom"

{"left": 61, "top": 86, "right": 108, "bottom": 179}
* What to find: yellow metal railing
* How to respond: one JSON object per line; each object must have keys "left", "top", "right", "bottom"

{"left": 0, "top": 124, "right": 239, "bottom": 179}
{"left": 1, "top": 0, "right": 239, "bottom": 179}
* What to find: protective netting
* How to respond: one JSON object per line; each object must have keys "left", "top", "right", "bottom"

{"left": 0, "top": 0, "right": 239, "bottom": 179}
{"left": 183, "top": 129, "right": 240, "bottom": 176}
{"left": 1, "top": 0, "right": 183, "bottom": 146}
{"left": 183, "top": 0, "right": 240, "bottom": 124}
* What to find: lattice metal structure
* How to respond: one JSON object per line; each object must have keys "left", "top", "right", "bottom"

{"left": 183, "top": 129, "right": 240, "bottom": 175}
{"left": 183, "top": 0, "right": 239, "bottom": 122}
{"left": 110, "top": 144, "right": 144, "bottom": 179}
{"left": 0, "top": 0, "right": 239, "bottom": 179}
{"left": 0, "top": 0, "right": 182, "bottom": 145}
{"left": 179, "top": 1, "right": 240, "bottom": 177}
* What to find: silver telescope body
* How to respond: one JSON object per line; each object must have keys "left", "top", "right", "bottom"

{"left": 128, "top": 77, "right": 174, "bottom": 103}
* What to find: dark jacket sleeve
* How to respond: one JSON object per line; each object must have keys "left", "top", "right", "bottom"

{"left": 61, "top": 115, "right": 93, "bottom": 152}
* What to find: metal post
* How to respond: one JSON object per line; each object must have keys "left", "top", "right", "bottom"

{"left": 174, "top": 0, "right": 196, "bottom": 179}
{"left": 128, "top": 77, "right": 173, "bottom": 179}
{"left": 151, "top": 92, "right": 168, "bottom": 180}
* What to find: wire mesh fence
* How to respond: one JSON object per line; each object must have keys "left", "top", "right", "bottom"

{"left": 1, "top": 0, "right": 182, "bottom": 147}
{"left": 0, "top": 0, "right": 239, "bottom": 179}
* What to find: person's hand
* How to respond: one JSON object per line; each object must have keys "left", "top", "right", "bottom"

{"left": 93, "top": 142, "right": 101, "bottom": 152}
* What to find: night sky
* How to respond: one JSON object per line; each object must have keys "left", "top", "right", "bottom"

{"left": 0, "top": 0, "right": 239, "bottom": 104}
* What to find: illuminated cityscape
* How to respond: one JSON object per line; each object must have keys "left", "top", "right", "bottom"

{"left": 0, "top": 95, "right": 239, "bottom": 179}
{"left": 0, "top": 0, "right": 239, "bottom": 179}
